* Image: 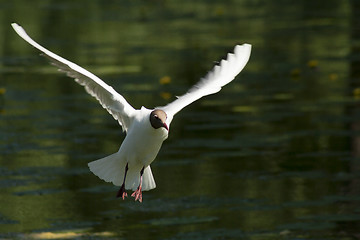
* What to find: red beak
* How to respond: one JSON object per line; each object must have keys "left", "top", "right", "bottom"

{"left": 163, "top": 123, "right": 169, "bottom": 131}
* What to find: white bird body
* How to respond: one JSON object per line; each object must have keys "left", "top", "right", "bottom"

{"left": 89, "top": 106, "right": 168, "bottom": 191}
{"left": 11, "top": 23, "right": 251, "bottom": 202}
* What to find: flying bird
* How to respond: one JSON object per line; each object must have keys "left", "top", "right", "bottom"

{"left": 11, "top": 23, "right": 251, "bottom": 202}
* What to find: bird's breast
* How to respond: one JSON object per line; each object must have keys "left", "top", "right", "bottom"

{"left": 119, "top": 118, "right": 167, "bottom": 166}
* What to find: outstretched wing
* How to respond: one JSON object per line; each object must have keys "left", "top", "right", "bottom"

{"left": 11, "top": 23, "right": 136, "bottom": 132}
{"left": 161, "top": 44, "right": 251, "bottom": 122}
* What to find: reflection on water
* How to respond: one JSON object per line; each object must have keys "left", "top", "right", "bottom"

{"left": 0, "top": 0, "right": 359, "bottom": 239}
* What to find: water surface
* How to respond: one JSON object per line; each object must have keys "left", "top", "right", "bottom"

{"left": 0, "top": 0, "right": 359, "bottom": 239}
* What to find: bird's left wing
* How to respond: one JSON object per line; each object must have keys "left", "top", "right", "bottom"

{"left": 161, "top": 44, "right": 251, "bottom": 122}
{"left": 11, "top": 23, "right": 136, "bottom": 132}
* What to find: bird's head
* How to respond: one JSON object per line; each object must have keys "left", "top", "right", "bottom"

{"left": 150, "top": 109, "right": 169, "bottom": 131}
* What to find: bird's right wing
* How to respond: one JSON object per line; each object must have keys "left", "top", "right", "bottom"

{"left": 11, "top": 23, "right": 136, "bottom": 132}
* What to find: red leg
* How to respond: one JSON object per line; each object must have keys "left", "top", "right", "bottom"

{"left": 116, "top": 163, "right": 129, "bottom": 199}
{"left": 131, "top": 167, "right": 144, "bottom": 202}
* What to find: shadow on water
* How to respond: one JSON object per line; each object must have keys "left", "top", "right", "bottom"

{"left": 0, "top": 0, "right": 360, "bottom": 239}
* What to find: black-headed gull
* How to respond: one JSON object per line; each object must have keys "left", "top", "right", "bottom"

{"left": 11, "top": 23, "right": 251, "bottom": 202}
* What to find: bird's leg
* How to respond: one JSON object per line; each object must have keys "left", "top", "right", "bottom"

{"left": 131, "top": 167, "right": 144, "bottom": 202}
{"left": 116, "top": 163, "right": 129, "bottom": 200}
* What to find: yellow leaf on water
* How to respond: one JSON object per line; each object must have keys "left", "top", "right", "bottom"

{"left": 307, "top": 60, "right": 318, "bottom": 68}
{"left": 354, "top": 88, "right": 360, "bottom": 100}
{"left": 329, "top": 73, "right": 338, "bottom": 81}
{"left": 159, "top": 76, "right": 171, "bottom": 85}
{"left": 0, "top": 88, "right": 6, "bottom": 95}
{"left": 160, "top": 92, "right": 172, "bottom": 100}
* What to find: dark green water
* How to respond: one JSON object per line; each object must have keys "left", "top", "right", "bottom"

{"left": 1, "top": 0, "right": 359, "bottom": 239}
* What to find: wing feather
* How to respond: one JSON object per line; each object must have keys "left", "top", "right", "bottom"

{"left": 11, "top": 23, "right": 135, "bottom": 132}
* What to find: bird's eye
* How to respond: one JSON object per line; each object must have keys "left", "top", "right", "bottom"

{"left": 154, "top": 115, "right": 159, "bottom": 119}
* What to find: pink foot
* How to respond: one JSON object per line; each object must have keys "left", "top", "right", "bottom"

{"left": 116, "top": 184, "right": 127, "bottom": 200}
{"left": 131, "top": 186, "right": 142, "bottom": 202}
{"left": 131, "top": 167, "right": 144, "bottom": 202}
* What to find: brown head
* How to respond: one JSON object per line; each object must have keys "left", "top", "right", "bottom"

{"left": 150, "top": 109, "right": 168, "bottom": 131}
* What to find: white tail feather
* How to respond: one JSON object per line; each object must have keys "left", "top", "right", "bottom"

{"left": 142, "top": 166, "right": 156, "bottom": 190}
{"left": 88, "top": 153, "right": 156, "bottom": 191}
